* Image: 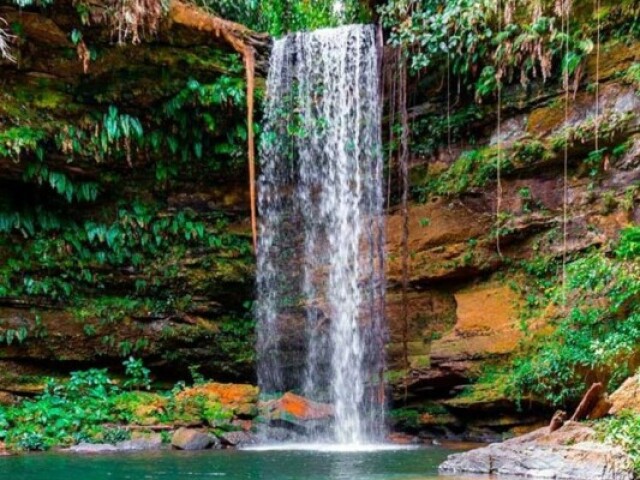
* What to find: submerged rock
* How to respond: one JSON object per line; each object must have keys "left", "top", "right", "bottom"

{"left": 439, "top": 422, "right": 634, "bottom": 480}
{"left": 171, "top": 428, "right": 216, "bottom": 451}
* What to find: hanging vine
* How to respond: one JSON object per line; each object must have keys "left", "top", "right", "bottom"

{"left": 496, "top": 0, "right": 504, "bottom": 258}
{"left": 399, "top": 49, "right": 410, "bottom": 396}
{"left": 560, "top": 0, "right": 572, "bottom": 307}
{"left": 167, "top": 0, "right": 267, "bottom": 252}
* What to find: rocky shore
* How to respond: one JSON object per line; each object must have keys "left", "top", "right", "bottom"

{"left": 439, "top": 422, "right": 634, "bottom": 480}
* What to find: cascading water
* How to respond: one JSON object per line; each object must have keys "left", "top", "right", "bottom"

{"left": 256, "top": 24, "right": 386, "bottom": 445}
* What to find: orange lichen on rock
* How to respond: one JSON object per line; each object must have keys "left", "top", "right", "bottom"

{"left": 177, "top": 383, "right": 259, "bottom": 416}
{"left": 266, "top": 392, "right": 334, "bottom": 422}
{"left": 431, "top": 281, "right": 522, "bottom": 360}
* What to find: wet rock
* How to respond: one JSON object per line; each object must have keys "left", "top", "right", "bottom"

{"left": 68, "top": 434, "right": 165, "bottom": 454}
{"left": 263, "top": 392, "right": 334, "bottom": 430}
{"left": 260, "top": 426, "right": 304, "bottom": 443}
{"left": 116, "top": 433, "right": 163, "bottom": 451}
{"left": 219, "top": 430, "right": 255, "bottom": 447}
{"left": 69, "top": 443, "right": 120, "bottom": 453}
{"left": 439, "top": 422, "right": 634, "bottom": 480}
{"left": 171, "top": 428, "right": 216, "bottom": 451}
{"left": 387, "top": 432, "right": 420, "bottom": 445}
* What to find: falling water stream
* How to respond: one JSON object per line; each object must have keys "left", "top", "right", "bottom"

{"left": 256, "top": 24, "right": 386, "bottom": 445}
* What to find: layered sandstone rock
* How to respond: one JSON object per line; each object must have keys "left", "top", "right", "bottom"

{"left": 439, "top": 422, "right": 634, "bottom": 480}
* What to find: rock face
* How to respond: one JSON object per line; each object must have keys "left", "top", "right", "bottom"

{"left": 171, "top": 428, "right": 216, "bottom": 451}
{"left": 608, "top": 375, "right": 640, "bottom": 415}
{"left": 384, "top": 31, "right": 640, "bottom": 437}
{"left": 439, "top": 422, "right": 634, "bottom": 480}
{"left": 0, "top": 0, "right": 258, "bottom": 397}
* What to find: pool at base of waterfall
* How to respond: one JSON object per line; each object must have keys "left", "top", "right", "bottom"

{"left": 0, "top": 445, "right": 513, "bottom": 479}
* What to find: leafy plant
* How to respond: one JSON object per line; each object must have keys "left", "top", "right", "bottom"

{"left": 597, "top": 409, "right": 640, "bottom": 473}
{"left": 123, "top": 357, "right": 151, "bottom": 391}
{"left": 509, "top": 239, "right": 640, "bottom": 406}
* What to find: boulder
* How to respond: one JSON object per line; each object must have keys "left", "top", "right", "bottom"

{"left": 439, "top": 422, "right": 634, "bottom": 480}
{"left": 263, "top": 392, "right": 333, "bottom": 429}
{"left": 608, "top": 375, "right": 640, "bottom": 415}
{"left": 69, "top": 443, "right": 119, "bottom": 454}
{"left": 116, "top": 433, "right": 163, "bottom": 451}
{"left": 171, "top": 428, "right": 215, "bottom": 451}
{"left": 176, "top": 383, "right": 259, "bottom": 417}
{"left": 219, "top": 430, "right": 255, "bottom": 447}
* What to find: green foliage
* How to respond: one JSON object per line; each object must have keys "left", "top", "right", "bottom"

{"left": 102, "top": 427, "right": 131, "bottom": 444}
{"left": 123, "top": 357, "right": 151, "bottom": 390}
{"left": 427, "top": 146, "right": 509, "bottom": 196}
{"left": 380, "top": 0, "right": 595, "bottom": 98}
{"left": 215, "top": 311, "right": 256, "bottom": 375}
{"left": 0, "top": 368, "right": 118, "bottom": 450}
{"left": 389, "top": 407, "right": 420, "bottom": 430}
{"left": 0, "top": 126, "right": 46, "bottom": 160}
{"left": 196, "top": 0, "right": 370, "bottom": 36}
{"left": 0, "top": 201, "right": 225, "bottom": 301}
{"left": 617, "top": 226, "right": 640, "bottom": 259}
{"left": 411, "top": 104, "right": 485, "bottom": 160}
{"left": 509, "top": 241, "right": 640, "bottom": 406}
{"left": 622, "top": 63, "right": 640, "bottom": 90}
{"left": 0, "top": 358, "right": 239, "bottom": 451}
{"left": 597, "top": 409, "right": 640, "bottom": 473}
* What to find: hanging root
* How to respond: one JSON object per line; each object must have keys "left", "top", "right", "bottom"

{"left": 244, "top": 47, "right": 258, "bottom": 251}
{"left": 111, "top": 0, "right": 164, "bottom": 44}
{"left": 168, "top": 0, "right": 264, "bottom": 252}
{"left": 0, "top": 16, "right": 16, "bottom": 62}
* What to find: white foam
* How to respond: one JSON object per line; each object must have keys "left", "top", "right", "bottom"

{"left": 241, "top": 443, "right": 419, "bottom": 453}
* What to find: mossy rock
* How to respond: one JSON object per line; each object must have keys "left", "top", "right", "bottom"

{"left": 112, "top": 391, "right": 169, "bottom": 426}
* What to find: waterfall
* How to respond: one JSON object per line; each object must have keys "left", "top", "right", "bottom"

{"left": 257, "top": 24, "right": 386, "bottom": 444}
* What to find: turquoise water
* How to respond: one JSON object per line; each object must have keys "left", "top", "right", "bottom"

{"left": 0, "top": 446, "right": 490, "bottom": 480}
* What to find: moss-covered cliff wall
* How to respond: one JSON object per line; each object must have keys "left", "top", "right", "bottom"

{"left": 0, "top": 0, "right": 269, "bottom": 398}
{"left": 384, "top": 0, "right": 640, "bottom": 440}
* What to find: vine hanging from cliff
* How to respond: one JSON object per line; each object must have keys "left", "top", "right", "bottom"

{"left": 399, "top": 49, "right": 410, "bottom": 394}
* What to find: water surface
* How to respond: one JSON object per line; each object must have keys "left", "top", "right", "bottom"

{"left": 0, "top": 446, "right": 499, "bottom": 480}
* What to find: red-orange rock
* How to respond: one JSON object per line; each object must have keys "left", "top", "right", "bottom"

{"left": 265, "top": 392, "right": 333, "bottom": 426}
{"left": 387, "top": 432, "right": 419, "bottom": 445}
